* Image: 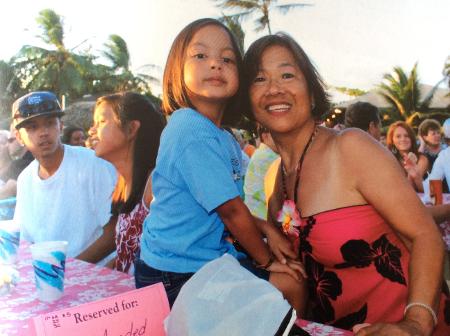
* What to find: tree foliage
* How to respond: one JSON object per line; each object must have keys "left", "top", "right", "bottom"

{"left": 334, "top": 86, "right": 367, "bottom": 97}
{"left": 7, "top": 9, "right": 159, "bottom": 108}
{"left": 213, "top": 0, "right": 312, "bottom": 34}
{"left": 378, "top": 63, "right": 446, "bottom": 124}
{"left": 219, "top": 14, "right": 245, "bottom": 53}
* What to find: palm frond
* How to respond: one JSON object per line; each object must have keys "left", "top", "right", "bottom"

{"left": 275, "top": 3, "right": 313, "bottom": 14}
{"left": 36, "top": 9, "right": 65, "bottom": 49}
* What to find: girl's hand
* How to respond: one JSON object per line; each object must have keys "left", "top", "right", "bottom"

{"left": 265, "top": 225, "right": 297, "bottom": 264}
{"left": 266, "top": 259, "right": 307, "bottom": 281}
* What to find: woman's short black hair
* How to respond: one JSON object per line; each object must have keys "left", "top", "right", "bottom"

{"left": 344, "top": 102, "right": 380, "bottom": 131}
{"left": 242, "top": 33, "right": 330, "bottom": 121}
{"left": 95, "top": 92, "right": 166, "bottom": 214}
{"left": 161, "top": 18, "right": 244, "bottom": 127}
{"left": 62, "top": 125, "right": 84, "bottom": 144}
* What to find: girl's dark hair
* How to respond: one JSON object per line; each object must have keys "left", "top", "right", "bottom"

{"left": 162, "top": 18, "right": 243, "bottom": 126}
{"left": 62, "top": 125, "right": 84, "bottom": 144}
{"left": 95, "top": 92, "right": 166, "bottom": 214}
{"left": 242, "top": 33, "right": 330, "bottom": 121}
{"left": 386, "top": 121, "right": 419, "bottom": 161}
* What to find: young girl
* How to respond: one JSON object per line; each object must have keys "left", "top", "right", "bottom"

{"left": 136, "top": 18, "right": 306, "bottom": 311}
{"left": 89, "top": 92, "right": 166, "bottom": 274}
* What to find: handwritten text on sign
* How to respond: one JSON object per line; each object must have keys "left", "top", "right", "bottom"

{"left": 30, "top": 283, "right": 169, "bottom": 336}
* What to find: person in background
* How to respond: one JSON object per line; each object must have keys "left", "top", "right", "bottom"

{"left": 244, "top": 125, "right": 279, "bottom": 219}
{"left": 243, "top": 33, "right": 449, "bottom": 335}
{"left": 12, "top": 91, "right": 117, "bottom": 263}
{"left": 62, "top": 125, "right": 86, "bottom": 146}
{"left": 419, "top": 119, "right": 442, "bottom": 171}
{"left": 0, "top": 125, "right": 34, "bottom": 199}
{"left": 429, "top": 119, "right": 450, "bottom": 198}
{"left": 136, "top": 18, "right": 305, "bottom": 312}
{"left": 344, "top": 106, "right": 450, "bottom": 222}
{"left": 344, "top": 102, "right": 381, "bottom": 141}
{"left": 88, "top": 92, "right": 165, "bottom": 274}
{"left": 387, "top": 121, "right": 428, "bottom": 192}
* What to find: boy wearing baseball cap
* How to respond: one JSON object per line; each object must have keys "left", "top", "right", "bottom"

{"left": 12, "top": 91, "right": 117, "bottom": 262}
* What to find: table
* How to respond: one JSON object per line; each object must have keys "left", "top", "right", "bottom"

{"left": 296, "top": 319, "right": 352, "bottom": 335}
{"left": 1, "top": 243, "right": 350, "bottom": 336}
{"left": 0, "top": 242, "right": 135, "bottom": 336}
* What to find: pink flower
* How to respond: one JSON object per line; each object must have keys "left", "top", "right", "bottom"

{"left": 277, "top": 200, "right": 300, "bottom": 238}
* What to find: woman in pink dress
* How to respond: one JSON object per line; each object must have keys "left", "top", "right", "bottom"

{"left": 89, "top": 92, "right": 166, "bottom": 274}
{"left": 243, "top": 34, "right": 449, "bottom": 335}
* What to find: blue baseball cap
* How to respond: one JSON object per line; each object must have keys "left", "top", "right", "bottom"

{"left": 12, "top": 91, "right": 64, "bottom": 129}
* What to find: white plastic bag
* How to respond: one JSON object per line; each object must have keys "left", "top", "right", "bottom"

{"left": 165, "top": 254, "right": 292, "bottom": 336}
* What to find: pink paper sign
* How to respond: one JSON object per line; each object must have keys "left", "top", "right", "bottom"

{"left": 28, "top": 283, "right": 169, "bottom": 336}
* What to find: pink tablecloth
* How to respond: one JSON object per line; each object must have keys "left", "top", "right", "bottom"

{"left": 0, "top": 242, "right": 135, "bottom": 336}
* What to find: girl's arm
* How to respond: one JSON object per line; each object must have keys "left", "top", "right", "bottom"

{"left": 217, "top": 197, "right": 304, "bottom": 280}
{"left": 340, "top": 130, "right": 444, "bottom": 336}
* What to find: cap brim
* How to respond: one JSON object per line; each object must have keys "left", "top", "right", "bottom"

{"left": 14, "top": 111, "right": 65, "bottom": 130}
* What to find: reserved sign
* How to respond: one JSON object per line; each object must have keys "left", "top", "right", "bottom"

{"left": 29, "top": 283, "right": 169, "bottom": 336}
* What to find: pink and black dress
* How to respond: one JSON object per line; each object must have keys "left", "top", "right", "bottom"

{"left": 298, "top": 204, "right": 450, "bottom": 334}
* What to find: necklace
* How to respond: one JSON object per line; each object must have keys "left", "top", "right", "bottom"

{"left": 277, "top": 125, "right": 318, "bottom": 248}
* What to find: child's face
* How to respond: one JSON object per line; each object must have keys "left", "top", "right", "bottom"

{"left": 183, "top": 24, "right": 239, "bottom": 111}
{"left": 423, "top": 129, "right": 441, "bottom": 146}
{"left": 16, "top": 116, "right": 62, "bottom": 159}
{"left": 89, "top": 102, "right": 128, "bottom": 163}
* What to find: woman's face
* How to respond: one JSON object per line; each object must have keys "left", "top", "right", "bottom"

{"left": 392, "top": 126, "right": 412, "bottom": 152}
{"left": 249, "top": 45, "right": 312, "bottom": 134}
{"left": 69, "top": 130, "right": 85, "bottom": 147}
{"left": 89, "top": 102, "right": 128, "bottom": 162}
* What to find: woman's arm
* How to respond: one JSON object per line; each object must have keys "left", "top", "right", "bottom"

{"left": 340, "top": 130, "right": 445, "bottom": 335}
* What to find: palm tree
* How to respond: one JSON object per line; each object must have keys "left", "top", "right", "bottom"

{"left": 219, "top": 14, "right": 245, "bottom": 53}
{"left": 99, "top": 34, "right": 159, "bottom": 94}
{"left": 11, "top": 9, "right": 96, "bottom": 101}
{"left": 0, "top": 60, "right": 25, "bottom": 121}
{"left": 378, "top": 64, "right": 443, "bottom": 124}
{"left": 444, "top": 56, "right": 450, "bottom": 91}
{"left": 214, "top": 0, "right": 312, "bottom": 34}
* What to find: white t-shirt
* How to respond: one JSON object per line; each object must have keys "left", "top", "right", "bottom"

{"left": 14, "top": 145, "right": 117, "bottom": 258}
{"left": 429, "top": 147, "right": 450, "bottom": 182}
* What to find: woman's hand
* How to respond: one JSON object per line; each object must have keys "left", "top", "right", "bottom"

{"left": 354, "top": 319, "right": 429, "bottom": 336}
{"left": 266, "top": 259, "right": 307, "bottom": 281}
{"left": 265, "top": 224, "right": 297, "bottom": 264}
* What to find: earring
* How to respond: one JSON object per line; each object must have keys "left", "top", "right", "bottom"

{"left": 311, "top": 102, "right": 315, "bottom": 110}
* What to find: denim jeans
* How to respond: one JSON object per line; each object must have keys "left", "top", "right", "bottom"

{"left": 134, "top": 258, "right": 194, "bottom": 307}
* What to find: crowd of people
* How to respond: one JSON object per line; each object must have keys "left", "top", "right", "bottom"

{"left": 1, "top": 17, "right": 449, "bottom": 336}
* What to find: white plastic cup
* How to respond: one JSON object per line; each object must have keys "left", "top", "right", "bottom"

{"left": 0, "top": 220, "right": 20, "bottom": 265}
{"left": 30, "top": 241, "right": 68, "bottom": 302}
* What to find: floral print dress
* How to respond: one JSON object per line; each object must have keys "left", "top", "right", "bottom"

{"left": 115, "top": 200, "right": 149, "bottom": 274}
{"left": 297, "top": 204, "right": 450, "bottom": 334}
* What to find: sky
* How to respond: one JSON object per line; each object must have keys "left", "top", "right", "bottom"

{"left": 0, "top": 0, "right": 448, "bottom": 100}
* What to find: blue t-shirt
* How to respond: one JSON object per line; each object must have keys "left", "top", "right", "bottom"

{"left": 140, "top": 108, "right": 245, "bottom": 273}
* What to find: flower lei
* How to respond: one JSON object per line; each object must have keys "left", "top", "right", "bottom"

{"left": 276, "top": 199, "right": 300, "bottom": 238}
